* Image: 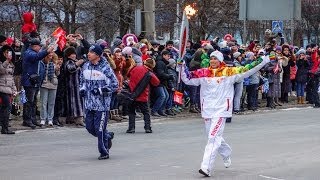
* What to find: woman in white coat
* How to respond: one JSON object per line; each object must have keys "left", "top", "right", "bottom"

{"left": 181, "top": 50, "right": 270, "bottom": 177}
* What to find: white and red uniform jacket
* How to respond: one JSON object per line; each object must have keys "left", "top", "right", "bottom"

{"left": 181, "top": 56, "right": 270, "bottom": 119}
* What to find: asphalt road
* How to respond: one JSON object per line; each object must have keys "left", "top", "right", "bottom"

{"left": 0, "top": 107, "right": 319, "bottom": 180}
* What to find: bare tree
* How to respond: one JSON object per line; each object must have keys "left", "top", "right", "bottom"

{"left": 302, "top": 0, "right": 320, "bottom": 43}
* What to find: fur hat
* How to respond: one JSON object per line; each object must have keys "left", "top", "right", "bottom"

{"left": 64, "top": 46, "right": 76, "bottom": 58}
{"left": 210, "top": 50, "right": 224, "bottom": 62}
{"left": 282, "top": 44, "right": 290, "bottom": 51}
{"left": 144, "top": 58, "right": 156, "bottom": 69}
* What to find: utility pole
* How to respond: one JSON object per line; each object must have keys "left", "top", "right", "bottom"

{"left": 290, "top": 0, "right": 295, "bottom": 44}
{"left": 173, "top": 0, "right": 180, "bottom": 40}
{"left": 243, "top": 0, "right": 247, "bottom": 45}
{"left": 143, "top": 0, "right": 155, "bottom": 39}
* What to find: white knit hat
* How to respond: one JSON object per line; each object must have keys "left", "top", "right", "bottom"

{"left": 210, "top": 50, "right": 224, "bottom": 62}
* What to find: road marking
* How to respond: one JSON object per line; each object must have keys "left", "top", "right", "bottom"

{"left": 259, "top": 175, "right": 285, "bottom": 180}
{"left": 171, "top": 166, "right": 181, "bottom": 168}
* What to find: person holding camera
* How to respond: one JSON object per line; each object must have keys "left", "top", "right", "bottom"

{"left": 21, "top": 38, "right": 54, "bottom": 129}
{"left": 66, "top": 33, "right": 91, "bottom": 59}
{"left": 0, "top": 45, "right": 17, "bottom": 134}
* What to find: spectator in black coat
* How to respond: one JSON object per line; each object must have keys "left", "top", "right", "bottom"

{"left": 151, "top": 50, "right": 173, "bottom": 117}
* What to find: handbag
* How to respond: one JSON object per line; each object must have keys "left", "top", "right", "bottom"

{"left": 28, "top": 61, "right": 41, "bottom": 85}
{"left": 28, "top": 74, "right": 40, "bottom": 85}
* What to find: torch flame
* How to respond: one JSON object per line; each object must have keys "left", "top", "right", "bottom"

{"left": 184, "top": 5, "right": 197, "bottom": 19}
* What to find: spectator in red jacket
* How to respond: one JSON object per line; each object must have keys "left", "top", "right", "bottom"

{"left": 126, "top": 58, "right": 160, "bottom": 133}
{"left": 309, "top": 45, "right": 320, "bottom": 108}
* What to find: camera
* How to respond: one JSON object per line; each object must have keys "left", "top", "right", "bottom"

{"left": 124, "top": 54, "right": 131, "bottom": 61}
{"left": 8, "top": 51, "right": 12, "bottom": 57}
{"left": 82, "top": 54, "right": 88, "bottom": 62}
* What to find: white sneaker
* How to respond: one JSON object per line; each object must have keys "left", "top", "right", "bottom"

{"left": 223, "top": 156, "right": 232, "bottom": 168}
{"left": 40, "top": 120, "right": 45, "bottom": 125}
{"left": 48, "top": 121, "right": 53, "bottom": 127}
{"left": 198, "top": 168, "right": 211, "bottom": 177}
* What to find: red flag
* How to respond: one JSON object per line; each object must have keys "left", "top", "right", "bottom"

{"left": 51, "top": 27, "right": 66, "bottom": 51}
{"left": 52, "top": 27, "right": 65, "bottom": 38}
{"left": 57, "top": 35, "right": 66, "bottom": 51}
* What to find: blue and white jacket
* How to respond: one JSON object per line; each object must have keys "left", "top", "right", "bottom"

{"left": 80, "top": 57, "right": 118, "bottom": 111}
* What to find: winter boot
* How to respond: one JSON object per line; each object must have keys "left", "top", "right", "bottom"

{"left": 74, "top": 117, "right": 85, "bottom": 127}
{"left": 165, "top": 109, "right": 175, "bottom": 116}
{"left": 297, "top": 96, "right": 301, "bottom": 104}
{"left": 1, "top": 114, "right": 15, "bottom": 134}
{"left": 114, "top": 109, "right": 123, "bottom": 121}
{"left": 274, "top": 98, "right": 282, "bottom": 106}
{"left": 144, "top": 124, "right": 152, "bottom": 133}
{"left": 301, "top": 97, "right": 305, "bottom": 104}
{"left": 126, "top": 114, "right": 135, "bottom": 133}
{"left": 189, "top": 104, "right": 198, "bottom": 113}
{"left": 53, "top": 117, "right": 63, "bottom": 127}
{"left": 110, "top": 110, "right": 122, "bottom": 122}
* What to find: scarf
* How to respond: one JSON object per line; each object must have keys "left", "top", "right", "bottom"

{"left": 190, "top": 57, "right": 263, "bottom": 78}
{"left": 44, "top": 62, "right": 55, "bottom": 80}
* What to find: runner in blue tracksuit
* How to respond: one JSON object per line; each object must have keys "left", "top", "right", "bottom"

{"left": 80, "top": 44, "right": 118, "bottom": 160}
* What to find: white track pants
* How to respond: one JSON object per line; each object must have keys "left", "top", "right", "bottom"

{"left": 200, "top": 117, "right": 232, "bottom": 173}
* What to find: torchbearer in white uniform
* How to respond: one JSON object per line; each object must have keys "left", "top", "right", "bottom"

{"left": 180, "top": 50, "right": 270, "bottom": 177}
